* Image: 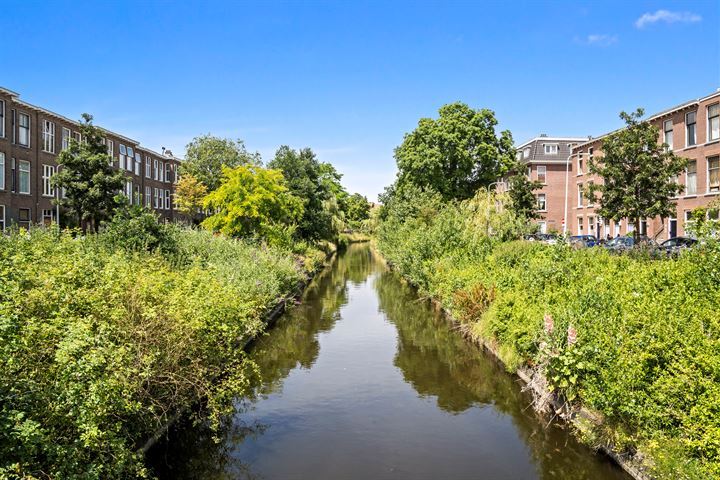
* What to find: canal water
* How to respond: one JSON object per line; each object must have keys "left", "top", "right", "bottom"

{"left": 148, "top": 244, "right": 628, "bottom": 479}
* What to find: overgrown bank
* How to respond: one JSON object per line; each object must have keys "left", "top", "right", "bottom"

{"left": 0, "top": 225, "right": 329, "bottom": 479}
{"left": 376, "top": 193, "right": 720, "bottom": 480}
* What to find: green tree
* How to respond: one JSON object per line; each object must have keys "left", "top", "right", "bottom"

{"left": 52, "top": 113, "right": 126, "bottom": 233}
{"left": 174, "top": 173, "right": 208, "bottom": 219}
{"left": 345, "top": 193, "right": 371, "bottom": 226}
{"left": 507, "top": 174, "right": 543, "bottom": 221}
{"left": 202, "top": 164, "right": 303, "bottom": 239}
{"left": 181, "top": 135, "right": 261, "bottom": 192}
{"left": 268, "top": 146, "right": 337, "bottom": 240}
{"left": 587, "top": 109, "right": 688, "bottom": 242}
{"left": 393, "top": 102, "right": 515, "bottom": 201}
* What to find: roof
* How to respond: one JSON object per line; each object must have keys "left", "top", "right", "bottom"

{"left": 515, "top": 136, "right": 588, "bottom": 150}
{"left": 575, "top": 89, "right": 720, "bottom": 149}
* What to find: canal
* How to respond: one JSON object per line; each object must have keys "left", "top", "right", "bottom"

{"left": 148, "top": 244, "right": 629, "bottom": 479}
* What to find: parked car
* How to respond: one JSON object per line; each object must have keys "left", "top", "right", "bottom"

{"left": 659, "top": 236, "right": 697, "bottom": 256}
{"left": 569, "top": 235, "right": 598, "bottom": 247}
{"left": 604, "top": 235, "right": 658, "bottom": 253}
{"left": 524, "top": 233, "right": 558, "bottom": 245}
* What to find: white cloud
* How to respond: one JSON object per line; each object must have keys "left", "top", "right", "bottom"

{"left": 635, "top": 10, "right": 702, "bottom": 28}
{"left": 586, "top": 34, "right": 618, "bottom": 46}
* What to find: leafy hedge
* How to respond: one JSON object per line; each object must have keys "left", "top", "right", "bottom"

{"left": 377, "top": 199, "right": 720, "bottom": 479}
{"left": 0, "top": 226, "right": 316, "bottom": 479}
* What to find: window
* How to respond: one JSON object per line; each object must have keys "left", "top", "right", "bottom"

{"left": 709, "top": 104, "right": 720, "bottom": 142}
{"left": 687, "top": 160, "right": 697, "bottom": 195}
{"left": 0, "top": 100, "right": 4, "bottom": 138}
{"left": 134, "top": 153, "right": 141, "bottom": 176}
{"left": 587, "top": 181, "right": 595, "bottom": 206}
{"left": 134, "top": 185, "right": 141, "bottom": 206}
{"left": 0, "top": 152, "right": 4, "bottom": 190}
{"left": 538, "top": 221, "right": 547, "bottom": 234}
{"left": 18, "top": 113, "right": 30, "bottom": 146}
{"left": 145, "top": 186, "right": 151, "bottom": 207}
{"left": 537, "top": 193, "right": 546, "bottom": 211}
{"left": 537, "top": 165, "right": 546, "bottom": 183}
{"left": 62, "top": 127, "right": 71, "bottom": 150}
{"left": 106, "top": 140, "right": 114, "bottom": 164}
{"left": 166, "top": 163, "right": 172, "bottom": 183}
{"left": 18, "top": 160, "right": 30, "bottom": 194}
{"left": 127, "top": 146, "right": 134, "bottom": 159}
{"left": 173, "top": 165, "right": 179, "bottom": 184}
{"left": 0, "top": 205, "right": 4, "bottom": 231}
{"left": 577, "top": 216, "right": 584, "bottom": 234}
{"left": 686, "top": 111, "right": 697, "bottom": 147}
{"left": 663, "top": 120, "right": 673, "bottom": 150}
{"left": 164, "top": 189, "right": 170, "bottom": 210}
{"left": 42, "top": 120, "right": 55, "bottom": 153}
{"left": 526, "top": 165, "right": 531, "bottom": 179}
{"left": 18, "top": 208, "right": 30, "bottom": 229}
{"left": 125, "top": 180, "right": 133, "bottom": 199}
{"left": 153, "top": 159, "right": 159, "bottom": 180}
{"left": 543, "top": 144, "right": 558, "bottom": 155}
{"left": 523, "top": 147, "right": 530, "bottom": 159}
{"left": 709, "top": 156, "right": 720, "bottom": 192}
{"left": 42, "top": 165, "right": 55, "bottom": 197}
{"left": 154, "top": 188, "right": 159, "bottom": 209}
{"left": 42, "top": 209, "right": 55, "bottom": 226}
{"left": 577, "top": 183, "right": 583, "bottom": 207}
{"left": 145, "top": 156, "right": 151, "bottom": 178}
{"left": 119, "top": 144, "right": 127, "bottom": 170}
{"left": 589, "top": 216, "right": 596, "bottom": 236}
{"left": 72, "top": 131, "right": 81, "bottom": 143}
{"left": 588, "top": 147, "right": 594, "bottom": 161}
{"left": 577, "top": 153, "right": 584, "bottom": 174}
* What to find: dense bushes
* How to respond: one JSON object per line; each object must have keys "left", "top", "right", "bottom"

{"left": 0, "top": 226, "right": 316, "bottom": 479}
{"left": 377, "top": 198, "right": 720, "bottom": 479}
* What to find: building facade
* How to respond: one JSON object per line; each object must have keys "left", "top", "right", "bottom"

{"left": 0, "top": 87, "right": 183, "bottom": 230}
{"left": 569, "top": 90, "right": 720, "bottom": 240}
{"left": 515, "top": 135, "right": 587, "bottom": 233}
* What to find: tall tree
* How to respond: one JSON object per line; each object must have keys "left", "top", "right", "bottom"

{"left": 174, "top": 173, "right": 208, "bottom": 220}
{"left": 181, "top": 135, "right": 261, "bottom": 192}
{"left": 52, "top": 114, "right": 126, "bottom": 233}
{"left": 345, "top": 193, "right": 371, "bottom": 226}
{"left": 394, "top": 102, "right": 515, "bottom": 201}
{"left": 202, "top": 165, "right": 303, "bottom": 238}
{"left": 507, "top": 174, "right": 543, "bottom": 221}
{"left": 268, "top": 146, "right": 338, "bottom": 240}
{"left": 586, "top": 109, "right": 688, "bottom": 242}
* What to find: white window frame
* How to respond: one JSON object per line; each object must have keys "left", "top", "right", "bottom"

{"left": 154, "top": 159, "right": 159, "bottom": 180}
{"left": 42, "top": 120, "right": 55, "bottom": 153}
{"left": 145, "top": 156, "right": 151, "bottom": 178}
{"left": 686, "top": 160, "right": 697, "bottom": 195}
{"left": 686, "top": 111, "right": 696, "bottom": 147}
{"left": 663, "top": 120, "right": 673, "bottom": 151}
{"left": 18, "top": 113, "right": 30, "bottom": 147}
{"left": 165, "top": 163, "right": 171, "bottom": 183}
{"left": 62, "top": 127, "right": 71, "bottom": 150}
{"left": 537, "top": 193, "right": 546, "bottom": 211}
{"left": 577, "top": 152, "right": 584, "bottom": 174}
{"left": 18, "top": 160, "right": 30, "bottom": 194}
{"left": 125, "top": 180, "right": 133, "bottom": 199}
{"left": 523, "top": 147, "right": 530, "bottom": 159}
{"left": 543, "top": 143, "right": 558, "bottom": 155}
{"left": 164, "top": 189, "right": 171, "bottom": 210}
{"left": 145, "top": 186, "right": 151, "bottom": 206}
{"left": 134, "top": 153, "right": 141, "bottom": 176}
{"left": 537, "top": 165, "right": 546, "bottom": 183}
{"left": 154, "top": 188, "right": 159, "bottom": 209}
{"left": 42, "top": 164, "right": 56, "bottom": 197}
{"left": 0, "top": 152, "right": 4, "bottom": 190}
{"left": 119, "top": 144, "right": 127, "bottom": 170}
{"left": 577, "top": 216, "right": 584, "bottom": 234}
{"left": 708, "top": 155, "right": 720, "bottom": 193}
{"left": 709, "top": 103, "right": 720, "bottom": 142}
{"left": 577, "top": 183, "right": 583, "bottom": 207}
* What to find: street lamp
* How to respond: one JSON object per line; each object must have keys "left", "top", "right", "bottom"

{"left": 486, "top": 181, "right": 505, "bottom": 235}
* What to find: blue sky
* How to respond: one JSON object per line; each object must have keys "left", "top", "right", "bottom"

{"left": 1, "top": 1, "right": 718, "bottom": 200}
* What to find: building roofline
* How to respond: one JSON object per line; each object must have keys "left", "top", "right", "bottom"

{"left": 515, "top": 136, "right": 589, "bottom": 149}
{"left": 574, "top": 89, "right": 720, "bottom": 149}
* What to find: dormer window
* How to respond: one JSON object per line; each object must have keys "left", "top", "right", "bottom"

{"left": 543, "top": 144, "right": 558, "bottom": 155}
{"left": 523, "top": 147, "right": 530, "bottom": 159}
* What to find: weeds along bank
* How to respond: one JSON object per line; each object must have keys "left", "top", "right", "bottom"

{"left": 376, "top": 193, "right": 720, "bottom": 480}
{"left": 0, "top": 224, "right": 327, "bottom": 479}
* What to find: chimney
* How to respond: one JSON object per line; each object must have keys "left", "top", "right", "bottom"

{"left": 161, "top": 147, "right": 166, "bottom": 154}
{"left": 164, "top": 149, "right": 173, "bottom": 157}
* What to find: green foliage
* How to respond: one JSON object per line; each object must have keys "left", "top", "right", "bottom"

{"left": 181, "top": 135, "right": 261, "bottom": 192}
{"left": 174, "top": 173, "right": 208, "bottom": 219}
{"left": 202, "top": 164, "right": 303, "bottom": 241}
{"left": 377, "top": 199, "right": 720, "bottom": 478}
{"left": 506, "top": 173, "right": 543, "bottom": 220}
{"left": 393, "top": 102, "right": 515, "bottom": 201}
{"left": 344, "top": 193, "right": 371, "bottom": 228}
{"left": 268, "top": 146, "right": 345, "bottom": 241}
{"left": 0, "top": 226, "right": 308, "bottom": 478}
{"left": 587, "top": 109, "right": 688, "bottom": 241}
{"left": 100, "top": 205, "right": 178, "bottom": 254}
{"left": 53, "top": 114, "right": 127, "bottom": 233}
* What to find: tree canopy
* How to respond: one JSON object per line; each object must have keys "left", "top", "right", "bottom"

{"left": 52, "top": 114, "right": 126, "bottom": 233}
{"left": 586, "top": 108, "right": 687, "bottom": 241}
{"left": 393, "top": 102, "right": 515, "bottom": 201}
{"left": 174, "top": 173, "right": 208, "bottom": 219}
{"left": 507, "top": 174, "right": 543, "bottom": 221}
{"left": 181, "top": 135, "right": 261, "bottom": 191}
{"left": 202, "top": 165, "right": 303, "bottom": 239}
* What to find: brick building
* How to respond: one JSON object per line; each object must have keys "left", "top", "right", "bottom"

{"left": 514, "top": 135, "right": 587, "bottom": 233}
{"left": 0, "top": 87, "right": 183, "bottom": 230}
{"left": 569, "top": 90, "right": 720, "bottom": 240}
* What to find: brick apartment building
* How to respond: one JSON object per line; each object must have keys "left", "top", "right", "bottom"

{"left": 514, "top": 135, "right": 587, "bottom": 233}
{"left": 0, "top": 87, "right": 183, "bottom": 231}
{"left": 569, "top": 90, "right": 720, "bottom": 240}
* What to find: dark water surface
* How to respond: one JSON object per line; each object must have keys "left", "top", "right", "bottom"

{"left": 148, "top": 244, "right": 628, "bottom": 480}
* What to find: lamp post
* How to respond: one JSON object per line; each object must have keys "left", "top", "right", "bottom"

{"left": 486, "top": 181, "right": 504, "bottom": 236}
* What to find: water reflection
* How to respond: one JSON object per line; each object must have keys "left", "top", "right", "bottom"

{"left": 148, "top": 244, "right": 627, "bottom": 480}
